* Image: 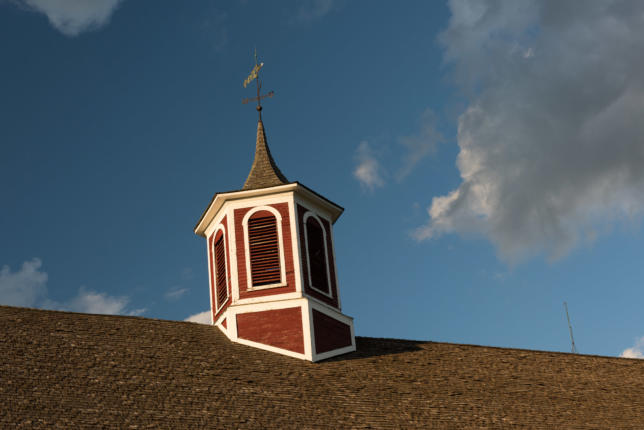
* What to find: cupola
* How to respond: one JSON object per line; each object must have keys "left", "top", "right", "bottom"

{"left": 193, "top": 57, "right": 355, "bottom": 361}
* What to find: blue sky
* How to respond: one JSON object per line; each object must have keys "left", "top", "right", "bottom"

{"left": 1, "top": 0, "right": 643, "bottom": 359}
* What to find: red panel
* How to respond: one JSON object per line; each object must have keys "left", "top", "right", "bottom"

{"left": 236, "top": 307, "right": 304, "bottom": 354}
{"left": 234, "top": 203, "right": 296, "bottom": 299}
{"left": 209, "top": 216, "right": 232, "bottom": 322}
{"left": 297, "top": 204, "right": 339, "bottom": 309}
{"left": 221, "top": 318, "right": 227, "bottom": 329}
{"left": 313, "top": 309, "right": 352, "bottom": 354}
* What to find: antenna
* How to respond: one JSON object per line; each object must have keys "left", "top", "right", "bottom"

{"left": 563, "top": 302, "right": 578, "bottom": 354}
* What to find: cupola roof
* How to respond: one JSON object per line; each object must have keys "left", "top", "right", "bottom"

{"left": 242, "top": 119, "right": 288, "bottom": 190}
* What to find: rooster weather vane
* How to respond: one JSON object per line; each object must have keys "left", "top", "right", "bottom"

{"left": 242, "top": 49, "right": 274, "bottom": 119}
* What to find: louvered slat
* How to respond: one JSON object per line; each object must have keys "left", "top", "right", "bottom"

{"left": 215, "top": 236, "right": 227, "bottom": 306}
{"left": 249, "top": 215, "right": 281, "bottom": 286}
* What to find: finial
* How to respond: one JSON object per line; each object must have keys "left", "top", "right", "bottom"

{"left": 242, "top": 49, "right": 274, "bottom": 119}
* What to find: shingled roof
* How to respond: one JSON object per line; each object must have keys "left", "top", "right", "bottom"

{"left": 242, "top": 119, "right": 288, "bottom": 190}
{"left": 2, "top": 305, "right": 643, "bottom": 428}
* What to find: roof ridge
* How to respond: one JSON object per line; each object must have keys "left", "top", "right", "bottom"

{"left": 242, "top": 119, "right": 288, "bottom": 190}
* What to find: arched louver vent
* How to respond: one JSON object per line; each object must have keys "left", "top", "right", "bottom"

{"left": 306, "top": 217, "right": 329, "bottom": 294}
{"left": 214, "top": 235, "right": 227, "bottom": 307}
{"left": 248, "top": 215, "right": 281, "bottom": 286}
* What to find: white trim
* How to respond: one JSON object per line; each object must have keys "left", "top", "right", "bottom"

{"left": 309, "top": 300, "right": 355, "bottom": 325}
{"left": 306, "top": 293, "right": 343, "bottom": 314}
{"left": 233, "top": 337, "right": 308, "bottom": 361}
{"left": 216, "top": 321, "right": 227, "bottom": 335}
{"left": 228, "top": 193, "right": 292, "bottom": 211}
{"left": 294, "top": 196, "right": 342, "bottom": 309}
{"left": 234, "top": 291, "right": 302, "bottom": 306}
{"left": 308, "top": 301, "right": 356, "bottom": 362}
{"left": 218, "top": 297, "right": 354, "bottom": 362}
{"left": 227, "top": 299, "right": 311, "bottom": 361}
{"left": 307, "top": 299, "right": 316, "bottom": 360}
{"left": 288, "top": 199, "right": 303, "bottom": 294}
{"left": 228, "top": 298, "right": 307, "bottom": 315}
{"left": 205, "top": 209, "right": 229, "bottom": 324}
{"left": 206, "top": 237, "right": 215, "bottom": 325}
{"left": 314, "top": 345, "right": 356, "bottom": 361}
{"left": 302, "top": 211, "right": 333, "bottom": 298}
{"left": 212, "top": 224, "right": 230, "bottom": 313}
{"left": 327, "top": 214, "right": 342, "bottom": 310}
{"left": 194, "top": 183, "right": 343, "bottom": 237}
{"left": 301, "top": 299, "right": 314, "bottom": 360}
{"left": 242, "top": 205, "right": 287, "bottom": 291}
{"left": 214, "top": 310, "right": 227, "bottom": 327}
{"left": 227, "top": 206, "right": 240, "bottom": 304}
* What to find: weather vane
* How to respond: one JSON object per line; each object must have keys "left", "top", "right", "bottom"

{"left": 242, "top": 49, "right": 274, "bottom": 119}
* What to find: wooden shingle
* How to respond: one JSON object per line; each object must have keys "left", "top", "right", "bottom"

{"left": 242, "top": 120, "right": 288, "bottom": 191}
{"left": 1, "top": 305, "right": 643, "bottom": 428}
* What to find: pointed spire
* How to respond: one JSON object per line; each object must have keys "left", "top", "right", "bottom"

{"left": 242, "top": 119, "right": 288, "bottom": 190}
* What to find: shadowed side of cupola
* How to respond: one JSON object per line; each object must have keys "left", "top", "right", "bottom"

{"left": 242, "top": 119, "right": 288, "bottom": 190}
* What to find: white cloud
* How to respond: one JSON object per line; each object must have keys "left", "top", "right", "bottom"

{"left": 417, "top": 0, "right": 644, "bottom": 263}
{"left": 397, "top": 109, "right": 443, "bottom": 181}
{"left": 353, "top": 141, "right": 385, "bottom": 192}
{"left": 620, "top": 337, "right": 644, "bottom": 359}
{"left": 65, "top": 287, "right": 129, "bottom": 315}
{"left": 181, "top": 267, "right": 194, "bottom": 280}
{"left": 0, "top": 258, "right": 48, "bottom": 307}
{"left": 0, "top": 258, "right": 143, "bottom": 316}
{"left": 185, "top": 310, "right": 211, "bottom": 325}
{"left": 16, "top": 0, "right": 123, "bottom": 36}
{"left": 293, "top": 0, "right": 338, "bottom": 23}
{"left": 202, "top": 9, "right": 228, "bottom": 53}
{"left": 164, "top": 287, "right": 188, "bottom": 301}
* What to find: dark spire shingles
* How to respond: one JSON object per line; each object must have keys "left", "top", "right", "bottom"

{"left": 242, "top": 119, "right": 288, "bottom": 190}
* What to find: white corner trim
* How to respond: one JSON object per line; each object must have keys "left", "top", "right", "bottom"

{"left": 301, "top": 299, "right": 313, "bottom": 360}
{"left": 305, "top": 293, "right": 342, "bottom": 313}
{"left": 216, "top": 321, "right": 227, "bottom": 335}
{"left": 206, "top": 235, "right": 215, "bottom": 326}
{"left": 212, "top": 224, "right": 230, "bottom": 313}
{"left": 288, "top": 198, "right": 303, "bottom": 294}
{"left": 302, "top": 211, "right": 333, "bottom": 298}
{"left": 307, "top": 299, "right": 316, "bottom": 360}
{"left": 313, "top": 344, "right": 356, "bottom": 362}
{"left": 327, "top": 214, "right": 342, "bottom": 310}
{"left": 309, "top": 301, "right": 355, "bottom": 324}
{"left": 214, "top": 310, "right": 227, "bottom": 327}
{"left": 233, "top": 337, "right": 308, "bottom": 361}
{"left": 242, "top": 205, "right": 287, "bottom": 291}
{"left": 309, "top": 301, "right": 356, "bottom": 362}
{"left": 227, "top": 206, "right": 240, "bottom": 304}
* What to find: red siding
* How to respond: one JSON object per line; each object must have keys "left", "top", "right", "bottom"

{"left": 236, "top": 307, "right": 304, "bottom": 354}
{"left": 221, "top": 318, "right": 227, "bottom": 329}
{"left": 312, "top": 309, "right": 352, "bottom": 354}
{"left": 209, "top": 216, "right": 232, "bottom": 322}
{"left": 297, "top": 204, "right": 339, "bottom": 309}
{"left": 234, "top": 203, "right": 296, "bottom": 299}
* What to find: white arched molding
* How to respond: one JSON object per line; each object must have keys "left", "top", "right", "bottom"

{"left": 212, "top": 224, "right": 230, "bottom": 313}
{"left": 242, "top": 205, "right": 287, "bottom": 291}
{"left": 302, "top": 211, "right": 333, "bottom": 298}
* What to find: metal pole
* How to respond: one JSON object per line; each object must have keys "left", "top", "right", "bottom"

{"left": 563, "top": 302, "right": 578, "bottom": 354}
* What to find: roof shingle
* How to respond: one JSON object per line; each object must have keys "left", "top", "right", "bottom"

{"left": 2, "top": 305, "right": 643, "bottom": 428}
{"left": 242, "top": 119, "right": 288, "bottom": 191}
